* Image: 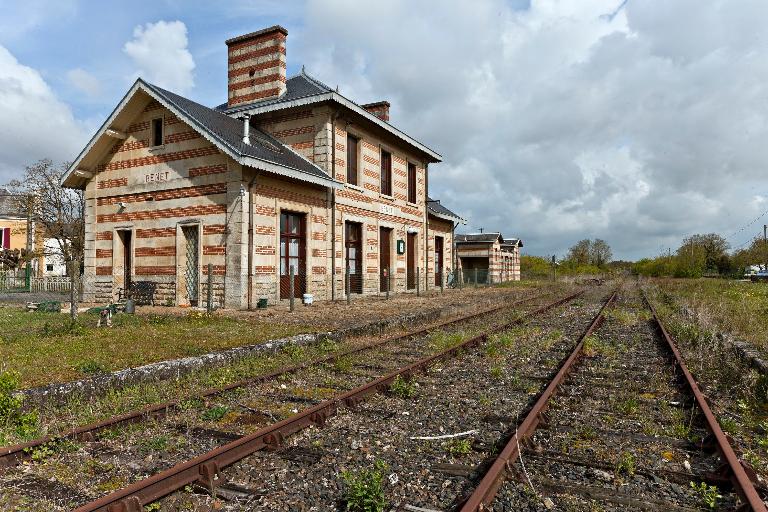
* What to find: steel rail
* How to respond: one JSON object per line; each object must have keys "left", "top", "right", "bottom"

{"left": 73, "top": 290, "right": 584, "bottom": 512}
{"left": 642, "top": 289, "right": 767, "bottom": 512}
{"left": 459, "top": 288, "right": 618, "bottom": 511}
{"left": 0, "top": 289, "right": 556, "bottom": 471}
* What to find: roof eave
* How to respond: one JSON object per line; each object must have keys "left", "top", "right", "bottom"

{"left": 62, "top": 79, "right": 341, "bottom": 191}
{"left": 229, "top": 92, "right": 443, "bottom": 163}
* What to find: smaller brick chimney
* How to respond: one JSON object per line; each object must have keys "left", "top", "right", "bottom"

{"left": 226, "top": 26, "right": 288, "bottom": 108}
{"left": 361, "top": 101, "right": 390, "bottom": 122}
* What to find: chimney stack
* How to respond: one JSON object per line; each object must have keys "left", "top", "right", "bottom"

{"left": 226, "top": 25, "right": 288, "bottom": 108}
{"left": 361, "top": 101, "right": 390, "bottom": 122}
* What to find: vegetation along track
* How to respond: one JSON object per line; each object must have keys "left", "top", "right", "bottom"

{"left": 60, "top": 285, "right": 611, "bottom": 511}
{"left": 463, "top": 281, "right": 767, "bottom": 511}
{"left": 0, "top": 287, "right": 581, "bottom": 510}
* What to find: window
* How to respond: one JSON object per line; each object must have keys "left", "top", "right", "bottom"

{"left": 151, "top": 118, "right": 163, "bottom": 147}
{"left": 380, "top": 149, "right": 392, "bottom": 196}
{"left": 407, "top": 162, "right": 417, "bottom": 203}
{"left": 347, "top": 134, "right": 359, "bottom": 185}
{"left": 46, "top": 264, "right": 54, "bottom": 272}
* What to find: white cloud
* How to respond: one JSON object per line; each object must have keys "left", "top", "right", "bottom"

{"left": 0, "top": 45, "right": 86, "bottom": 183}
{"left": 123, "top": 20, "right": 195, "bottom": 94}
{"left": 66, "top": 68, "right": 102, "bottom": 97}
{"left": 295, "top": 0, "right": 768, "bottom": 259}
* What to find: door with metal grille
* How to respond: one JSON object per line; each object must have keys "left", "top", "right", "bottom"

{"left": 407, "top": 232, "right": 416, "bottom": 289}
{"left": 280, "top": 212, "right": 306, "bottom": 299}
{"left": 345, "top": 222, "right": 363, "bottom": 294}
{"left": 434, "top": 236, "right": 444, "bottom": 286}
{"left": 182, "top": 226, "right": 199, "bottom": 306}
{"left": 379, "top": 227, "right": 392, "bottom": 292}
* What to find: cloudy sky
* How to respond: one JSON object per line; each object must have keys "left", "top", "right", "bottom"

{"left": 1, "top": 0, "right": 766, "bottom": 260}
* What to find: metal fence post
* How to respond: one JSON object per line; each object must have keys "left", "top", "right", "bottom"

{"left": 346, "top": 265, "right": 351, "bottom": 305}
{"left": 416, "top": 267, "right": 420, "bottom": 297}
{"left": 440, "top": 269, "right": 444, "bottom": 294}
{"left": 207, "top": 263, "right": 213, "bottom": 314}
{"left": 289, "top": 265, "right": 295, "bottom": 312}
{"left": 474, "top": 268, "right": 478, "bottom": 288}
{"left": 385, "top": 267, "right": 390, "bottom": 300}
{"left": 69, "top": 260, "right": 77, "bottom": 320}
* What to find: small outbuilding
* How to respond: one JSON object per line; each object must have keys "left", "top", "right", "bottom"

{"left": 455, "top": 232, "right": 523, "bottom": 284}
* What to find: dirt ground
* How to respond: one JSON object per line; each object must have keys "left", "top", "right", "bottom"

{"left": 137, "top": 281, "right": 554, "bottom": 330}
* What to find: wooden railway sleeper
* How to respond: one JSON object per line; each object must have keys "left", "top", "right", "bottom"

{"left": 197, "top": 460, "right": 223, "bottom": 495}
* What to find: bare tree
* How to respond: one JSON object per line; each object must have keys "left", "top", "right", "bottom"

{"left": 6, "top": 160, "right": 84, "bottom": 266}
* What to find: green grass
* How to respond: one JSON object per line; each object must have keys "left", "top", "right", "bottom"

{"left": 654, "top": 278, "right": 768, "bottom": 355}
{"left": 0, "top": 307, "right": 312, "bottom": 388}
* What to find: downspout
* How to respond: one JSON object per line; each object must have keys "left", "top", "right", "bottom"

{"left": 330, "top": 109, "right": 342, "bottom": 301}
{"left": 247, "top": 172, "right": 257, "bottom": 309}
{"left": 424, "top": 162, "right": 429, "bottom": 291}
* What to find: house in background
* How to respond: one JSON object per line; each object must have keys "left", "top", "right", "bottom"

{"left": 455, "top": 232, "right": 523, "bottom": 284}
{"left": 62, "top": 25, "right": 462, "bottom": 308}
{"left": 0, "top": 189, "right": 46, "bottom": 273}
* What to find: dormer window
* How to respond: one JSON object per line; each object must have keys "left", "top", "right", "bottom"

{"left": 151, "top": 117, "right": 163, "bottom": 147}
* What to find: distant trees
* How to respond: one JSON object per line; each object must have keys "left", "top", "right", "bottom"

{"left": 565, "top": 239, "right": 613, "bottom": 270}
{"left": 634, "top": 233, "right": 733, "bottom": 277}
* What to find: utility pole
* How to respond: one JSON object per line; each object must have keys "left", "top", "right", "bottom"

{"left": 764, "top": 224, "right": 767, "bottom": 272}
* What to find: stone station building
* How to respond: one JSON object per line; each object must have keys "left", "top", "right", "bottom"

{"left": 63, "top": 26, "right": 463, "bottom": 309}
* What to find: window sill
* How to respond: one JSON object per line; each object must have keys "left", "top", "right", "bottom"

{"left": 406, "top": 201, "right": 419, "bottom": 208}
{"left": 379, "top": 194, "right": 395, "bottom": 202}
{"left": 346, "top": 183, "right": 364, "bottom": 193}
{"left": 148, "top": 145, "right": 166, "bottom": 153}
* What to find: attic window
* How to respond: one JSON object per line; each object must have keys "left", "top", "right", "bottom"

{"left": 248, "top": 68, "right": 255, "bottom": 78}
{"left": 151, "top": 118, "right": 163, "bottom": 147}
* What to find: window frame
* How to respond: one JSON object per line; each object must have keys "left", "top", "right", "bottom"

{"left": 407, "top": 161, "right": 417, "bottom": 204}
{"left": 151, "top": 117, "right": 164, "bottom": 148}
{"left": 380, "top": 148, "right": 392, "bottom": 197}
{"left": 346, "top": 133, "right": 360, "bottom": 186}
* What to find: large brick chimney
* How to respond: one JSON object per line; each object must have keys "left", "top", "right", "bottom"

{"left": 226, "top": 26, "right": 288, "bottom": 108}
{"left": 361, "top": 101, "right": 390, "bottom": 122}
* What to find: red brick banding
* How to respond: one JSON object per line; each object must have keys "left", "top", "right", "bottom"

{"left": 229, "top": 87, "right": 283, "bottom": 106}
{"left": 164, "top": 130, "right": 200, "bottom": 144}
{"left": 270, "top": 125, "right": 314, "bottom": 139}
{"left": 95, "top": 249, "right": 112, "bottom": 259}
{"left": 228, "top": 72, "right": 284, "bottom": 92}
{"left": 203, "top": 224, "right": 226, "bottom": 235}
{"left": 96, "top": 231, "right": 113, "bottom": 241}
{"left": 226, "top": 30, "right": 286, "bottom": 52}
{"left": 127, "top": 121, "right": 150, "bottom": 134}
{"left": 97, "top": 178, "right": 128, "bottom": 190}
{"left": 97, "top": 146, "right": 220, "bottom": 172}
{"left": 96, "top": 266, "right": 113, "bottom": 276}
{"left": 254, "top": 245, "right": 275, "bottom": 255}
{"left": 188, "top": 164, "right": 227, "bottom": 178}
{"left": 97, "top": 204, "right": 226, "bottom": 223}
{"left": 203, "top": 264, "right": 226, "bottom": 275}
{"left": 203, "top": 245, "right": 226, "bottom": 255}
{"left": 136, "top": 227, "right": 176, "bottom": 238}
{"left": 97, "top": 183, "right": 226, "bottom": 206}
{"left": 254, "top": 265, "right": 275, "bottom": 274}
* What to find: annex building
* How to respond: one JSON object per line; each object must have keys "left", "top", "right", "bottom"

{"left": 63, "top": 26, "right": 464, "bottom": 309}
{"left": 455, "top": 233, "right": 523, "bottom": 284}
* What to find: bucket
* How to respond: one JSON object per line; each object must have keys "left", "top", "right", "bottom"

{"left": 124, "top": 299, "right": 135, "bottom": 314}
{"left": 302, "top": 293, "right": 314, "bottom": 305}
{"left": 257, "top": 298, "right": 268, "bottom": 309}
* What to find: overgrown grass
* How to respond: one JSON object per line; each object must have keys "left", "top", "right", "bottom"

{"left": 0, "top": 307, "right": 312, "bottom": 387}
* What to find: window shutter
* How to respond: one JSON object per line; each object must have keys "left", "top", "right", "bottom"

{"left": 2, "top": 228, "right": 9, "bottom": 249}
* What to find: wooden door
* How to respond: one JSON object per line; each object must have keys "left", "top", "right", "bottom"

{"left": 434, "top": 236, "right": 444, "bottom": 286}
{"left": 379, "top": 227, "right": 392, "bottom": 292}
{"left": 345, "top": 222, "right": 363, "bottom": 294}
{"left": 280, "top": 212, "right": 306, "bottom": 299}
{"left": 118, "top": 230, "right": 132, "bottom": 291}
{"left": 407, "top": 232, "right": 416, "bottom": 289}
{"left": 181, "top": 226, "right": 199, "bottom": 306}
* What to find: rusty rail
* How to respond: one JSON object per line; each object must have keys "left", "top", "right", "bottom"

{"left": 73, "top": 290, "right": 584, "bottom": 512}
{"left": 642, "top": 289, "right": 767, "bottom": 512}
{"left": 0, "top": 289, "right": 556, "bottom": 471}
{"left": 459, "top": 289, "right": 618, "bottom": 511}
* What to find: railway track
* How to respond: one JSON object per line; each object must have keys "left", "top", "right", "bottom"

{"left": 0, "top": 287, "right": 583, "bottom": 511}
{"left": 461, "top": 282, "right": 767, "bottom": 511}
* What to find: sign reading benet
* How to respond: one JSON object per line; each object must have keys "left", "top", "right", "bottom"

{"left": 380, "top": 204, "right": 395, "bottom": 216}
{"left": 145, "top": 171, "right": 170, "bottom": 184}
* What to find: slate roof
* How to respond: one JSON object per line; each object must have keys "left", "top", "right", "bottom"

{"left": 0, "top": 189, "right": 24, "bottom": 218}
{"left": 144, "top": 82, "right": 333, "bottom": 183}
{"left": 456, "top": 233, "right": 503, "bottom": 243}
{"left": 426, "top": 196, "right": 463, "bottom": 223}
{"left": 503, "top": 238, "right": 524, "bottom": 247}
{"left": 215, "top": 72, "right": 333, "bottom": 114}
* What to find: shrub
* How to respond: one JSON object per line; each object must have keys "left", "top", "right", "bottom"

{"left": 341, "top": 460, "right": 388, "bottom": 512}
{"left": 690, "top": 481, "right": 721, "bottom": 509}
{"left": 446, "top": 438, "right": 472, "bottom": 456}
{"left": 389, "top": 375, "right": 417, "bottom": 399}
